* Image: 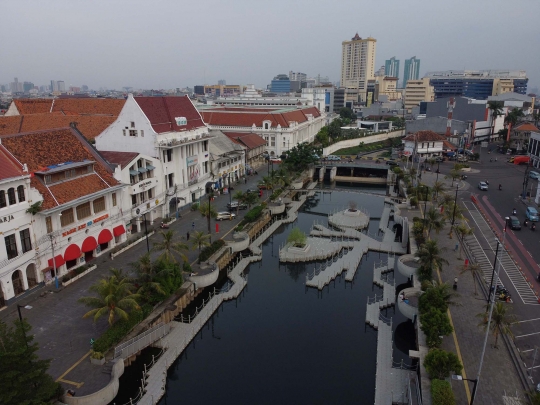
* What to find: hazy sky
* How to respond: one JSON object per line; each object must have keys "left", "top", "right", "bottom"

{"left": 2, "top": 0, "right": 539, "bottom": 91}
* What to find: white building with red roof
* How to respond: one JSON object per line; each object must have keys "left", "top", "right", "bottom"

{"left": 96, "top": 94, "right": 214, "bottom": 217}
{"left": 200, "top": 105, "right": 325, "bottom": 158}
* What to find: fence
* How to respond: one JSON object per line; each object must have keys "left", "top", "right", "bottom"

{"left": 114, "top": 322, "right": 171, "bottom": 359}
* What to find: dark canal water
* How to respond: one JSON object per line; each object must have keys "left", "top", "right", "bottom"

{"left": 122, "top": 185, "right": 415, "bottom": 405}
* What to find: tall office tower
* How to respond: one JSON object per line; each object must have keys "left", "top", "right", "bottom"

{"left": 57, "top": 81, "right": 66, "bottom": 92}
{"left": 50, "top": 80, "right": 58, "bottom": 92}
{"left": 403, "top": 56, "right": 421, "bottom": 87}
{"left": 218, "top": 79, "right": 226, "bottom": 85}
{"left": 384, "top": 57, "right": 400, "bottom": 80}
{"left": 340, "top": 33, "right": 377, "bottom": 103}
{"left": 289, "top": 71, "right": 307, "bottom": 82}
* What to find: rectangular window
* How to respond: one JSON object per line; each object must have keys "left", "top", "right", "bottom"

{"left": 203, "top": 141, "right": 208, "bottom": 151}
{"left": 0, "top": 191, "right": 5, "bottom": 208}
{"left": 112, "top": 193, "right": 117, "bottom": 207}
{"left": 45, "top": 216, "right": 53, "bottom": 233}
{"left": 93, "top": 197, "right": 105, "bottom": 213}
{"left": 123, "top": 129, "right": 126, "bottom": 136}
{"left": 60, "top": 208, "right": 75, "bottom": 227}
{"left": 7, "top": 188, "right": 16, "bottom": 205}
{"left": 148, "top": 188, "right": 153, "bottom": 199}
{"left": 163, "top": 150, "right": 172, "bottom": 162}
{"left": 131, "top": 122, "right": 135, "bottom": 128}
{"left": 168, "top": 173, "right": 174, "bottom": 188}
{"left": 132, "top": 194, "right": 137, "bottom": 206}
{"left": 129, "top": 130, "right": 137, "bottom": 137}
{"left": 20, "top": 229, "right": 32, "bottom": 253}
{"left": 17, "top": 186, "right": 25, "bottom": 202}
{"left": 76, "top": 202, "right": 91, "bottom": 220}
{"left": 4, "top": 234, "right": 17, "bottom": 260}
{"left": 140, "top": 130, "right": 144, "bottom": 137}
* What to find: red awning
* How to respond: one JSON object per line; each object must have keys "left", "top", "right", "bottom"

{"left": 48, "top": 255, "right": 65, "bottom": 268}
{"left": 81, "top": 236, "right": 98, "bottom": 253}
{"left": 113, "top": 225, "right": 126, "bottom": 237}
{"left": 98, "top": 229, "right": 113, "bottom": 244}
{"left": 64, "top": 244, "right": 81, "bottom": 261}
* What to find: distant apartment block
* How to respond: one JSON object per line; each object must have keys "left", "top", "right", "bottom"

{"left": 403, "top": 56, "right": 420, "bottom": 87}
{"left": 203, "top": 84, "right": 242, "bottom": 97}
{"left": 341, "top": 33, "right": 377, "bottom": 104}
{"left": 289, "top": 71, "right": 307, "bottom": 82}
{"left": 404, "top": 77, "right": 434, "bottom": 112}
{"left": 384, "top": 57, "right": 400, "bottom": 81}
{"left": 424, "top": 70, "right": 528, "bottom": 100}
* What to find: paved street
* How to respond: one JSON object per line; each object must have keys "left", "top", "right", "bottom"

{"left": 0, "top": 168, "right": 269, "bottom": 395}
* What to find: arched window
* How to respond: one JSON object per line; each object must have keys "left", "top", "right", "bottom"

{"left": 0, "top": 191, "right": 5, "bottom": 209}
{"left": 7, "top": 188, "right": 16, "bottom": 205}
{"left": 17, "top": 185, "right": 25, "bottom": 202}
{"left": 264, "top": 123, "right": 269, "bottom": 129}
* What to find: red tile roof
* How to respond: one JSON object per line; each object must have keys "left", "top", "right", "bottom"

{"left": 514, "top": 123, "right": 539, "bottom": 132}
{"left": 223, "top": 132, "right": 267, "bottom": 150}
{"left": 13, "top": 98, "right": 125, "bottom": 116}
{"left": 134, "top": 96, "right": 205, "bottom": 133}
{"left": 0, "top": 114, "right": 117, "bottom": 140}
{"left": 403, "top": 130, "right": 447, "bottom": 142}
{"left": 0, "top": 128, "right": 118, "bottom": 209}
{"left": 0, "top": 145, "right": 24, "bottom": 181}
{"left": 100, "top": 151, "right": 139, "bottom": 169}
{"left": 201, "top": 106, "right": 321, "bottom": 129}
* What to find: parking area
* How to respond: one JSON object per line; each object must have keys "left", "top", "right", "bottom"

{"left": 513, "top": 317, "right": 540, "bottom": 382}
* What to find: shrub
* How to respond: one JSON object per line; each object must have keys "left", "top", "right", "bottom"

{"left": 198, "top": 239, "right": 226, "bottom": 262}
{"left": 424, "top": 348, "right": 463, "bottom": 380}
{"left": 287, "top": 227, "right": 307, "bottom": 247}
{"left": 431, "top": 379, "right": 455, "bottom": 405}
{"left": 419, "top": 286, "right": 449, "bottom": 314}
{"left": 410, "top": 197, "right": 418, "bottom": 207}
{"left": 420, "top": 307, "right": 453, "bottom": 348}
{"left": 244, "top": 205, "right": 265, "bottom": 222}
{"left": 191, "top": 203, "right": 199, "bottom": 211}
{"left": 270, "top": 188, "right": 283, "bottom": 201}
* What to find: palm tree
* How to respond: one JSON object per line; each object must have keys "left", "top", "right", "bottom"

{"left": 199, "top": 200, "right": 218, "bottom": 233}
{"left": 477, "top": 302, "right": 516, "bottom": 348}
{"left": 243, "top": 192, "right": 259, "bottom": 208}
{"left": 131, "top": 253, "right": 168, "bottom": 297}
{"left": 431, "top": 181, "right": 446, "bottom": 200}
{"left": 152, "top": 230, "right": 189, "bottom": 263}
{"left": 233, "top": 190, "right": 245, "bottom": 215}
{"left": 78, "top": 269, "right": 140, "bottom": 325}
{"left": 443, "top": 201, "right": 465, "bottom": 238}
{"left": 425, "top": 280, "right": 459, "bottom": 308}
{"left": 424, "top": 207, "right": 445, "bottom": 239}
{"left": 415, "top": 240, "right": 449, "bottom": 280}
{"left": 487, "top": 101, "right": 504, "bottom": 137}
{"left": 437, "top": 193, "right": 453, "bottom": 208}
{"left": 446, "top": 169, "right": 461, "bottom": 187}
{"left": 191, "top": 230, "right": 211, "bottom": 253}
{"left": 504, "top": 108, "right": 524, "bottom": 128}
{"left": 459, "top": 263, "right": 481, "bottom": 295}
{"left": 454, "top": 223, "right": 473, "bottom": 259}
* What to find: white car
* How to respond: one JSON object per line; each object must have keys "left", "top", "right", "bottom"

{"left": 269, "top": 157, "right": 282, "bottom": 163}
{"left": 216, "top": 212, "right": 236, "bottom": 221}
{"left": 326, "top": 155, "right": 342, "bottom": 161}
{"left": 478, "top": 181, "right": 488, "bottom": 191}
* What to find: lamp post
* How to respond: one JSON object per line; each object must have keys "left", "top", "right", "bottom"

{"left": 16, "top": 304, "right": 29, "bottom": 349}
{"left": 451, "top": 182, "right": 459, "bottom": 227}
{"left": 488, "top": 218, "right": 509, "bottom": 303}
{"left": 142, "top": 213, "right": 150, "bottom": 254}
{"left": 451, "top": 375, "right": 478, "bottom": 404}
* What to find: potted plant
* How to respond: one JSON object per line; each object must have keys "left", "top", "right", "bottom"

{"left": 287, "top": 227, "right": 307, "bottom": 249}
{"left": 90, "top": 350, "right": 105, "bottom": 365}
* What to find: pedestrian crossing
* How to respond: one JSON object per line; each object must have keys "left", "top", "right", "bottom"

{"left": 463, "top": 202, "right": 539, "bottom": 305}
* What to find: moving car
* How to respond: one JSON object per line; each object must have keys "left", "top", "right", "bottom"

{"left": 326, "top": 155, "right": 341, "bottom": 161}
{"left": 529, "top": 171, "right": 540, "bottom": 180}
{"left": 216, "top": 212, "right": 237, "bottom": 221}
{"left": 478, "top": 181, "right": 488, "bottom": 191}
{"left": 227, "top": 202, "right": 247, "bottom": 210}
{"left": 385, "top": 160, "right": 398, "bottom": 166}
{"left": 526, "top": 207, "right": 539, "bottom": 222}
{"left": 508, "top": 216, "right": 521, "bottom": 230}
{"left": 269, "top": 157, "right": 282, "bottom": 163}
{"left": 434, "top": 156, "right": 444, "bottom": 162}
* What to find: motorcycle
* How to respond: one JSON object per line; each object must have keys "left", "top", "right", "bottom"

{"left": 532, "top": 223, "right": 536, "bottom": 231}
{"left": 160, "top": 222, "right": 170, "bottom": 229}
{"left": 499, "top": 184, "right": 502, "bottom": 191}
{"left": 461, "top": 174, "right": 467, "bottom": 180}
{"left": 512, "top": 209, "right": 517, "bottom": 215}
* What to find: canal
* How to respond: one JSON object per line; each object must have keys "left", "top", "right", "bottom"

{"left": 115, "top": 185, "right": 415, "bottom": 405}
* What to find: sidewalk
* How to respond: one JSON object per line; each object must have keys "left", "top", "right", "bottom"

{"left": 0, "top": 169, "right": 268, "bottom": 395}
{"left": 405, "top": 169, "right": 526, "bottom": 404}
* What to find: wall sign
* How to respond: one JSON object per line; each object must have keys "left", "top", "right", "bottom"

{"left": 0, "top": 215, "right": 15, "bottom": 223}
{"left": 62, "top": 214, "right": 109, "bottom": 237}
{"left": 187, "top": 156, "right": 198, "bottom": 167}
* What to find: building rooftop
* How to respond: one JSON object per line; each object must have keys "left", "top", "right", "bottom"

{"left": 99, "top": 151, "right": 140, "bottom": 169}
{"left": 403, "top": 130, "right": 447, "bottom": 142}
{"left": 0, "top": 145, "right": 24, "bottom": 181}
{"left": 11, "top": 98, "right": 126, "bottom": 115}
{"left": 514, "top": 123, "right": 539, "bottom": 132}
{"left": 424, "top": 70, "right": 527, "bottom": 79}
{"left": 223, "top": 132, "right": 267, "bottom": 150}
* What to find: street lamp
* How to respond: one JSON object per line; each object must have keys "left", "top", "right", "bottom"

{"left": 452, "top": 375, "right": 478, "bottom": 404}
{"left": 16, "top": 304, "right": 29, "bottom": 349}
{"left": 450, "top": 182, "right": 459, "bottom": 228}
{"left": 142, "top": 212, "right": 150, "bottom": 253}
{"left": 488, "top": 218, "right": 509, "bottom": 303}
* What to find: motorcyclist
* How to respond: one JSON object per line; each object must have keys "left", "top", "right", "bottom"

{"left": 512, "top": 208, "right": 517, "bottom": 215}
{"left": 499, "top": 184, "right": 502, "bottom": 190}
{"left": 532, "top": 223, "right": 536, "bottom": 231}
{"left": 485, "top": 180, "right": 489, "bottom": 185}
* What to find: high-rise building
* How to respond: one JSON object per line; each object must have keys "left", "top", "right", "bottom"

{"left": 57, "top": 81, "right": 66, "bottom": 92}
{"left": 403, "top": 56, "right": 421, "bottom": 87}
{"left": 404, "top": 77, "right": 434, "bottom": 112}
{"left": 270, "top": 74, "right": 291, "bottom": 93}
{"left": 289, "top": 71, "right": 307, "bottom": 82}
{"left": 10, "top": 77, "right": 23, "bottom": 93}
{"left": 384, "top": 57, "right": 400, "bottom": 81}
{"left": 50, "top": 80, "right": 58, "bottom": 92}
{"left": 340, "top": 33, "right": 377, "bottom": 103}
{"left": 218, "top": 79, "right": 226, "bottom": 85}
{"left": 23, "top": 82, "right": 34, "bottom": 93}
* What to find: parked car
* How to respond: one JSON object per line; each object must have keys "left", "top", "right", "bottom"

{"left": 434, "top": 156, "right": 444, "bottom": 162}
{"left": 529, "top": 171, "right": 540, "bottom": 180}
{"left": 478, "top": 181, "right": 488, "bottom": 191}
{"left": 269, "top": 157, "right": 282, "bottom": 163}
{"left": 385, "top": 160, "right": 398, "bottom": 166}
{"left": 326, "top": 155, "right": 341, "bottom": 161}
{"left": 508, "top": 215, "right": 522, "bottom": 230}
{"left": 312, "top": 154, "right": 320, "bottom": 160}
{"left": 227, "top": 202, "right": 247, "bottom": 210}
{"left": 526, "top": 207, "right": 539, "bottom": 222}
{"left": 216, "top": 212, "right": 236, "bottom": 221}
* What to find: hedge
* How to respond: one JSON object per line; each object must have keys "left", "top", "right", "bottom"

{"left": 270, "top": 188, "right": 283, "bottom": 201}
{"left": 198, "top": 239, "right": 225, "bottom": 263}
{"left": 92, "top": 304, "right": 152, "bottom": 354}
{"left": 245, "top": 205, "right": 265, "bottom": 222}
{"left": 61, "top": 264, "right": 91, "bottom": 283}
{"left": 431, "top": 379, "right": 455, "bottom": 405}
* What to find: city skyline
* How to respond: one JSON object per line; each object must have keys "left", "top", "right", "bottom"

{"left": 1, "top": 0, "right": 539, "bottom": 91}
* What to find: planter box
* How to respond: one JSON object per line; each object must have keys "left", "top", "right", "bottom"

{"left": 61, "top": 265, "right": 97, "bottom": 287}
{"left": 90, "top": 356, "right": 105, "bottom": 366}
{"left": 111, "top": 231, "right": 155, "bottom": 259}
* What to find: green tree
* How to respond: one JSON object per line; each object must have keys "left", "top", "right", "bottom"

{"left": 132, "top": 254, "right": 168, "bottom": 301}
{"left": 505, "top": 108, "right": 524, "bottom": 127}
{"left": 283, "top": 142, "right": 318, "bottom": 173}
{"left": 431, "top": 181, "right": 446, "bottom": 200}
{"left": 233, "top": 190, "right": 245, "bottom": 215}
{"left": 191, "top": 230, "right": 211, "bottom": 253}
{"left": 424, "top": 207, "right": 445, "bottom": 239}
{"left": 420, "top": 307, "right": 454, "bottom": 348}
{"left": 315, "top": 126, "right": 330, "bottom": 147}
{"left": 152, "top": 230, "right": 189, "bottom": 263}
{"left": 446, "top": 169, "right": 461, "bottom": 187}
{"left": 487, "top": 100, "right": 504, "bottom": 137}
{"left": 327, "top": 118, "right": 343, "bottom": 140}
{"left": 415, "top": 240, "right": 449, "bottom": 281}
{"left": 339, "top": 107, "right": 356, "bottom": 120}
{"left": 258, "top": 176, "right": 275, "bottom": 193}
{"left": 199, "top": 199, "right": 218, "bottom": 233}
{"left": 424, "top": 348, "right": 463, "bottom": 380}
{"left": 454, "top": 223, "right": 473, "bottom": 259}
{"left": 0, "top": 319, "right": 63, "bottom": 405}
{"left": 419, "top": 280, "right": 458, "bottom": 313}
{"left": 459, "top": 262, "right": 481, "bottom": 295}
{"left": 477, "top": 302, "right": 516, "bottom": 348}
{"left": 243, "top": 191, "right": 259, "bottom": 209}
{"left": 527, "top": 389, "right": 540, "bottom": 405}
{"left": 287, "top": 227, "right": 307, "bottom": 247}
{"left": 78, "top": 269, "right": 141, "bottom": 325}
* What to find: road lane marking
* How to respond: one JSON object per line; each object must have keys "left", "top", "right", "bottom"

{"left": 57, "top": 378, "right": 84, "bottom": 388}
{"left": 515, "top": 331, "right": 540, "bottom": 338}
{"left": 55, "top": 350, "right": 91, "bottom": 384}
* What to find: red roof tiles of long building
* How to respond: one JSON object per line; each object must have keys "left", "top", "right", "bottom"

{"left": 0, "top": 145, "right": 24, "bottom": 181}
{"left": 0, "top": 128, "right": 118, "bottom": 209}
{"left": 514, "top": 123, "right": 539, "bottom": 132}
{"left": 134, "top": 96, "right": 205, "bottom": 133}
{"left": 100, "top": 151, "right": 139, "bottom": 169}
{"left": 403, "top": 130, "right": 447, "bottom": 142}
{"left": 13, "top": 98, "right": 125, "bottom": 116}
{"left": 0, "top": 114, "right": 117, "bottom": 140}
{"left": 201, "top": 106, "right": 321, "bottom": 129}
{"left": 223, "top": 132, "right": 267, "bottom": 150}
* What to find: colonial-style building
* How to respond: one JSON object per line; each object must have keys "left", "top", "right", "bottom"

{"left": 510, "top": 123, "right": 539, "bottom": 151}
{"left": 402, "top": 131, "right": 452, "bottom": 158}
{"left": 208, "top": 130, "right": 246, "bottom": 188}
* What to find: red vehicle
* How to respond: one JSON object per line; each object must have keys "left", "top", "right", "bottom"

{"left": 513, "top": 156, "right": 530, "bottom": 165}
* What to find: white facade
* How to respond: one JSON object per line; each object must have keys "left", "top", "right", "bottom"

{"left": 403, "top": 139, "right": 444, "bottom": 157}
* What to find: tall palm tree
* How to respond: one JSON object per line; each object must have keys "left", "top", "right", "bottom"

{"left": 443, "top": 201, "right": 465, "bottom": 237}
{"left": 131, "top": 253, "right": 168, "bottom": 297}
{"left": 424, "top": 207, "right": 445, "bottom": 239}
{"left": 504, "top": 108, "right": 524, "bottom": 127}
{"left": 459, "top": 262, "right": 481, "bottom": 295}
{"left": 487, "top": 101, "right": 504, "bottom": 137}
{"left": 152, "top": 230, "right": 189, "bottom": 263}
{"left": 454, "top": 223, "right": 473, "bottom": 259}
{"left": 415, "top": 240, "right": 449, "bottom": 280}
{"left": 425, "top": 280, "right": 459, "bottom": 308}
{"left": 78, "top": 269, "right": 140, "bottom": 325}
{"left": 438, "top": 192, "right": 453, "bottom": 208}
{"left": 191, "top": 230, "right": 211, "bottom": 253}
{"left": 477, "top": 302, "right": 516, "bottom": 348}
{"left": 233, "top": 190, "right": 245, "bottom": 216}
{"left": 199, "top": 200, "right": 218, "bottom": 233}
{"left": 243, "top": 192, "right": 259, "bottom": 208}
{"left": 431, "top": 181, "right": 446, "bottom": 200}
